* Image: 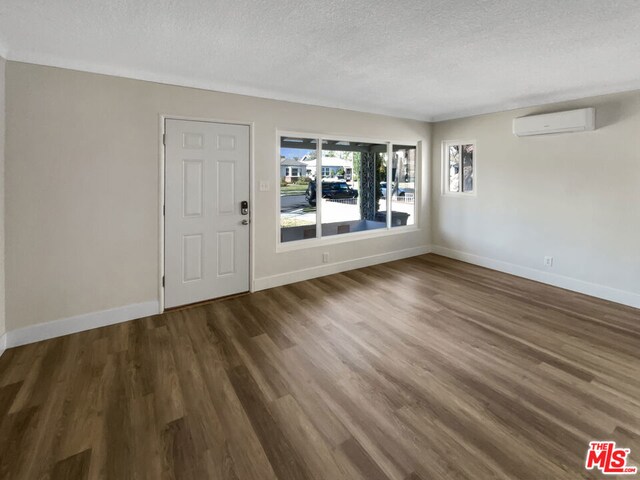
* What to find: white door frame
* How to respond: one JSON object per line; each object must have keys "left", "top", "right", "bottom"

{"left": 158, "top": 114, "right": 255, "bottom": 313}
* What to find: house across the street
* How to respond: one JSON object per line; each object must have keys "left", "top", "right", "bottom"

{"left": 280, "top": 157, "right": 307, "bottom": 183}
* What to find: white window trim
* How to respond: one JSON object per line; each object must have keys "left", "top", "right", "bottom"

{"left": 441, "top": 140, "right": 477, "bottom": 197}
{"left": 276, "top": 130, "right": 421, "bottom": 252}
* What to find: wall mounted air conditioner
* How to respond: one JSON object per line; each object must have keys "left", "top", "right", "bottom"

{"left": 513, "top": 108, "right": 595, "bottom": 136}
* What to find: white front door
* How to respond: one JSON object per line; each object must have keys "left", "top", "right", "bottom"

{"left": 164, "top": 119, "right": 250, "bottom": 308}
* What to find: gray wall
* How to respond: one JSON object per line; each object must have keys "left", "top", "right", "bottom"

{"left": 6, "top": 59, "right": 638, "bottom": 336}
{"left": 431, "top": 91, "right": 640, "bottom": 304}
{"left": 5, "top": 62, "right": 431, "bottom": 331}
{"left": 0, "top": 56, "right": 5, "bottom": 339}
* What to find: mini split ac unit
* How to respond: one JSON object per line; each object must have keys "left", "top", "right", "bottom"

{"left": 513, "top": 108, "right": 595, "bottom": 136}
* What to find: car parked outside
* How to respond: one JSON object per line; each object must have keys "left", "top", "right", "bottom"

{"left": 306, "top": 180, "right": 358, "bottom": 206}
{"left": 380, "top": 182, "right": 405, "bottom": 197}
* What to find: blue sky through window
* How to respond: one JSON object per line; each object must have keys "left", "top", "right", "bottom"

{"left": 281, "top": 147, "right": 314, "bottom": 159}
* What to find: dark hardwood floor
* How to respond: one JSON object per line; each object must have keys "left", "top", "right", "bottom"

{"left": 0, "top": 254, "right": 638, "bottom": 479}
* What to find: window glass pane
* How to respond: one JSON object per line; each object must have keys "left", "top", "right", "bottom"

{"left": 320, "top": 140, "right": 387, "bottom": 237}
{"left": 391, "top": 145, "right": 416, "bottom": 227}
{"left": 280, "top": 136, "right": 317, "bottom": 242}
{"left": 448, "top": 144, "right": 460, "bottom": 192}
{"left": 462, "top": 144, "right": 474, "bottom": 192}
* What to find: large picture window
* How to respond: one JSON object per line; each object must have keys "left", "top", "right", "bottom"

{"left": 279, "top": 136, "right": 317, "bottom": 242}
{"left": 391, "top": 145, "right": 416, "bottom": 227}
{"left": 280, "top": 134, "right": 418, "bottom": 244}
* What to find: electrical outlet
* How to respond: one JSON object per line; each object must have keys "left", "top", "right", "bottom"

{"left": 322, "top": 252, "right": 329, "bottom": 264}
{"left": 544, "top": 256, "right": 553, "bottom": 267}
{"left": 259, "top": 180, "right": 270, "bottom": 192}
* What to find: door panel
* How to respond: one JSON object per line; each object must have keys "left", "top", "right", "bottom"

{"left": 217, "top": 161, "right": 235, "bottom": 214}
{"left": 182, "top": 234, "right": 203, "bottom": 282}
{"left": 183, "top": 160, "right": 203, "bottom": 217}
{"left": 165, "top": 119, "right": 250, "bottom": 308}
{"left": 217, "top": 231, "right": 235, "bottom": 275}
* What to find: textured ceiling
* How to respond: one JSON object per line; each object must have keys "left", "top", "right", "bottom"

{"left": 1, "top": 0, "right": 640, "bottom": 121}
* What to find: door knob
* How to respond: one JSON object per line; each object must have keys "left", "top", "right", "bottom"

{"left": 241, "top": 219, "right": 249, "bottom": 225}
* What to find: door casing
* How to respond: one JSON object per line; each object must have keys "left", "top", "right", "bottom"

{"left": 159, "top": 115, "right": 255, "bottom": 312}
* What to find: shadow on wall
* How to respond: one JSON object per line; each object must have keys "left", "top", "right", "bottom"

{"left": 593, "top": 99, "right": 629, "bottom": 129}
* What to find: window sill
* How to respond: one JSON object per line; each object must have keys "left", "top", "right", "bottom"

{"left": 276, "top": 225, "right": 421, "bottom": 253}
{"left": 441, "top": 192, "right": 476, "bottom": 198}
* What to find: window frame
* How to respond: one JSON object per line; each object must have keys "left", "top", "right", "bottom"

{"left": 277, "top": 130, "right": 421, "bottom": 251}
{"left": 441, "top": 140, "right": 477, "bottom": 197}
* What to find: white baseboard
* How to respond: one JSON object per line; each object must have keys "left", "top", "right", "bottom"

{"left": 3, "top": 247, "right": 429, "bottom": 350}
{"left": 432, "top": 246, "right": 640, "bottom": 309}
{"left": 5, "top": 301, "right": 160, "bottom": 349}
{"left": 6, "top": 244, "right": 633, "bottom": 351}
{"left": 253, "top": 246, "right": 432, "bottom": 291}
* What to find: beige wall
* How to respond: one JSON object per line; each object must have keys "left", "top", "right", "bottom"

{"left": 432, "top": 91, "right": 640, "bottom": 303}
{"left": 8, "top": 60, "right": 637, "bottom": 335}
{"left": 0, "top": 56, "right": 5, "bottom": 338}
{"left": 5, "top": 62, "right": 431, "bottom": 331}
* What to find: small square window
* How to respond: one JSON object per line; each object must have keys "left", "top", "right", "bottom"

{"left": 443, "top": 141, "right": 475, "bottom": 195}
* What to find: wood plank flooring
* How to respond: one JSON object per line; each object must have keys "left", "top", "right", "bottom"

{"left": 0, "top": 254, "right": 639, "bottom": 479}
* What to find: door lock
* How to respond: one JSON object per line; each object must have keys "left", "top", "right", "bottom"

{"left": 241, "top": 200, "right": 249, "bottom": 215}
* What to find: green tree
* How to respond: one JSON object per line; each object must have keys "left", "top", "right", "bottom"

{"left": 353, "top": 152, "right": 361, "bottom": 181}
